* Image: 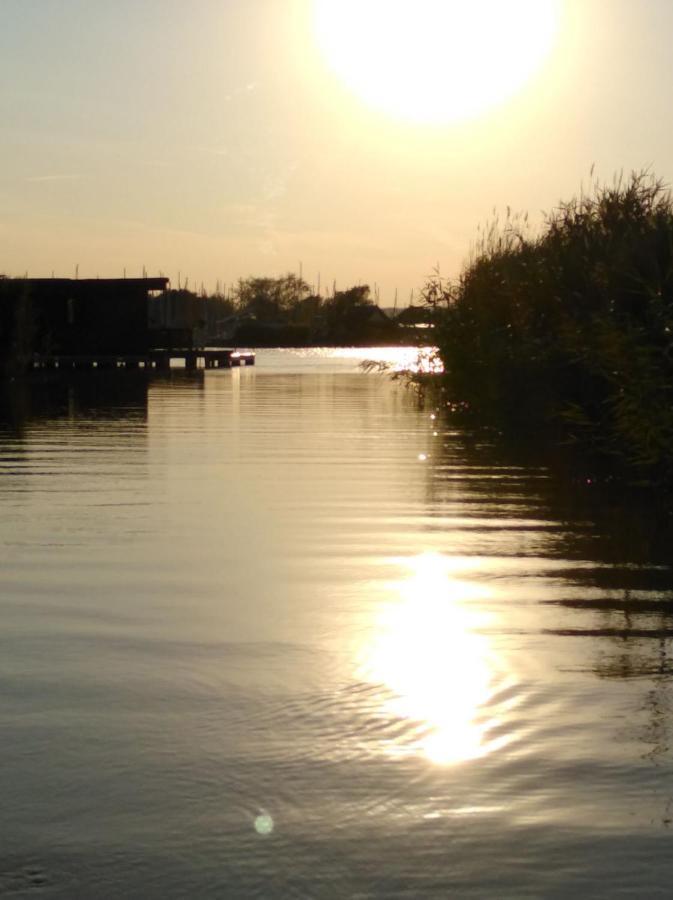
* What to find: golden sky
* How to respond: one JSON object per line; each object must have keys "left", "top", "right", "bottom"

{"left": 2, "top": 0, "right": 673, "bottom": 303}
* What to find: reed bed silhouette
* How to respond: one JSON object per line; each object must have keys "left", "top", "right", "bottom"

{"left": 426, "top": 171, "right": 673, "bottom": 486}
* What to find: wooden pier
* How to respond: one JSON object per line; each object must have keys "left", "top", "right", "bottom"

{"left": 29, "top": 349, "right": 256, "bottom": 372}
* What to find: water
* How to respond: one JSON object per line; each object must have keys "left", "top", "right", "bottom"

{"left": 1, "top": 348, "right": 673, "bottom": 898}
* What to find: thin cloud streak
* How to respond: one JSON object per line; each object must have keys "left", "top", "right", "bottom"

{"left": 25, "top": 174, "right": 87, "bottom": 183}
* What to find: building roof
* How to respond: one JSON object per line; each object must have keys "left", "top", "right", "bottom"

{"left": 395, "top": 305, "right": 434, "bottom": 325}
{"left": 20, "top": 277, "right": 169, "bottom": 290}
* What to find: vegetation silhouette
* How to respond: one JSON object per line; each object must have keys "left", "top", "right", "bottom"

{"left": 424, "top": 171, "right": 673, "bottom": 487}
{"left": 209, "top": 276, "right": 399, "bottom": 346}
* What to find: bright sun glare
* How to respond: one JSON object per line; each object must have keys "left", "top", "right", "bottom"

{"left": 313, "top": 0, "right": 561, "bottom": 124}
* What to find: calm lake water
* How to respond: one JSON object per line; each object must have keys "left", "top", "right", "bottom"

{"left": 2, "top": 348, "right": 673, "bottom": 898}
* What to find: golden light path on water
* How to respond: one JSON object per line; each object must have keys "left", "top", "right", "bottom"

{"left": 329, "top": 345, "right": 443, "bottom": 374}
{"left": 363, "top": 553, "right": 510, "bottom": 765}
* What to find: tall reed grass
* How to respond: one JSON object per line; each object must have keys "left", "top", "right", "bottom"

{"left": 427, "top": 172, "right": 673, "bottom": 484}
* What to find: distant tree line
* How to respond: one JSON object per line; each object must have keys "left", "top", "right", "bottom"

{"left": 162, "top": 276, "right": 405, "bottom": 347}
{"left": 423, "top": 171, "right": 673, "bottom": 486}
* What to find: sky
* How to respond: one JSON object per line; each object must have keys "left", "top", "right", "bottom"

{"left": 2, "top": 0, "right": 673, "bottom": 304}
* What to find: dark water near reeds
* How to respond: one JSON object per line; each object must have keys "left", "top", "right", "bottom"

{"left": 2, "top": 348, "right": 673, "bottom": 898}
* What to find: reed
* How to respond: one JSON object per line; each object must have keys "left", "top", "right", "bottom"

{"left": 427, "top": 171, "right": 673, "bottom": 485}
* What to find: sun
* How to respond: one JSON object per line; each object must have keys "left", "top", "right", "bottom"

{"left": 313, "top": 0, "right": 561, "bottom": 124}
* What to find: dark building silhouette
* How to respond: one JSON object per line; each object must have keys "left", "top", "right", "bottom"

{"left": 0, "top": 277, "right": 169, "bottom": 365}
{"left": 394, "top": 305, "right": 434, "bottom": 326}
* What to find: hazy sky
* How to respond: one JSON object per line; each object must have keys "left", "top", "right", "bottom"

{"left": 2, "top": 0, "right": 673, "bottom": 302}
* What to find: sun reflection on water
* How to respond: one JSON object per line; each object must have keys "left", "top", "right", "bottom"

{"left": 364, "top": 553, "right": 505, "bottom": 765}
{"left": 328, "top": 345, "right": 443, "bottom": 373}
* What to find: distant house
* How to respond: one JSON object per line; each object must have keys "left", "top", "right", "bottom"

{"left": 147, "top": 288, "right": 202, "bottom": 348}
{"left": 340, "top": 303, "right": 394, "bottom": 342}
{"left": 394, "top": 305, "right": 434, "bottom": 327}
{"left": 316, "top": 299, "right": 397, "bottom": 345}
{"left": 361, "top": 304, "right": 391, "bottom": 326}
{"left": 148, "top": 289, "right": 239, "bottom": 348}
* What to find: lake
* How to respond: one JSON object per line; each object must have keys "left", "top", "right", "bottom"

{"left": 2, "top": 348, "right": 673, "bottom": 898}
